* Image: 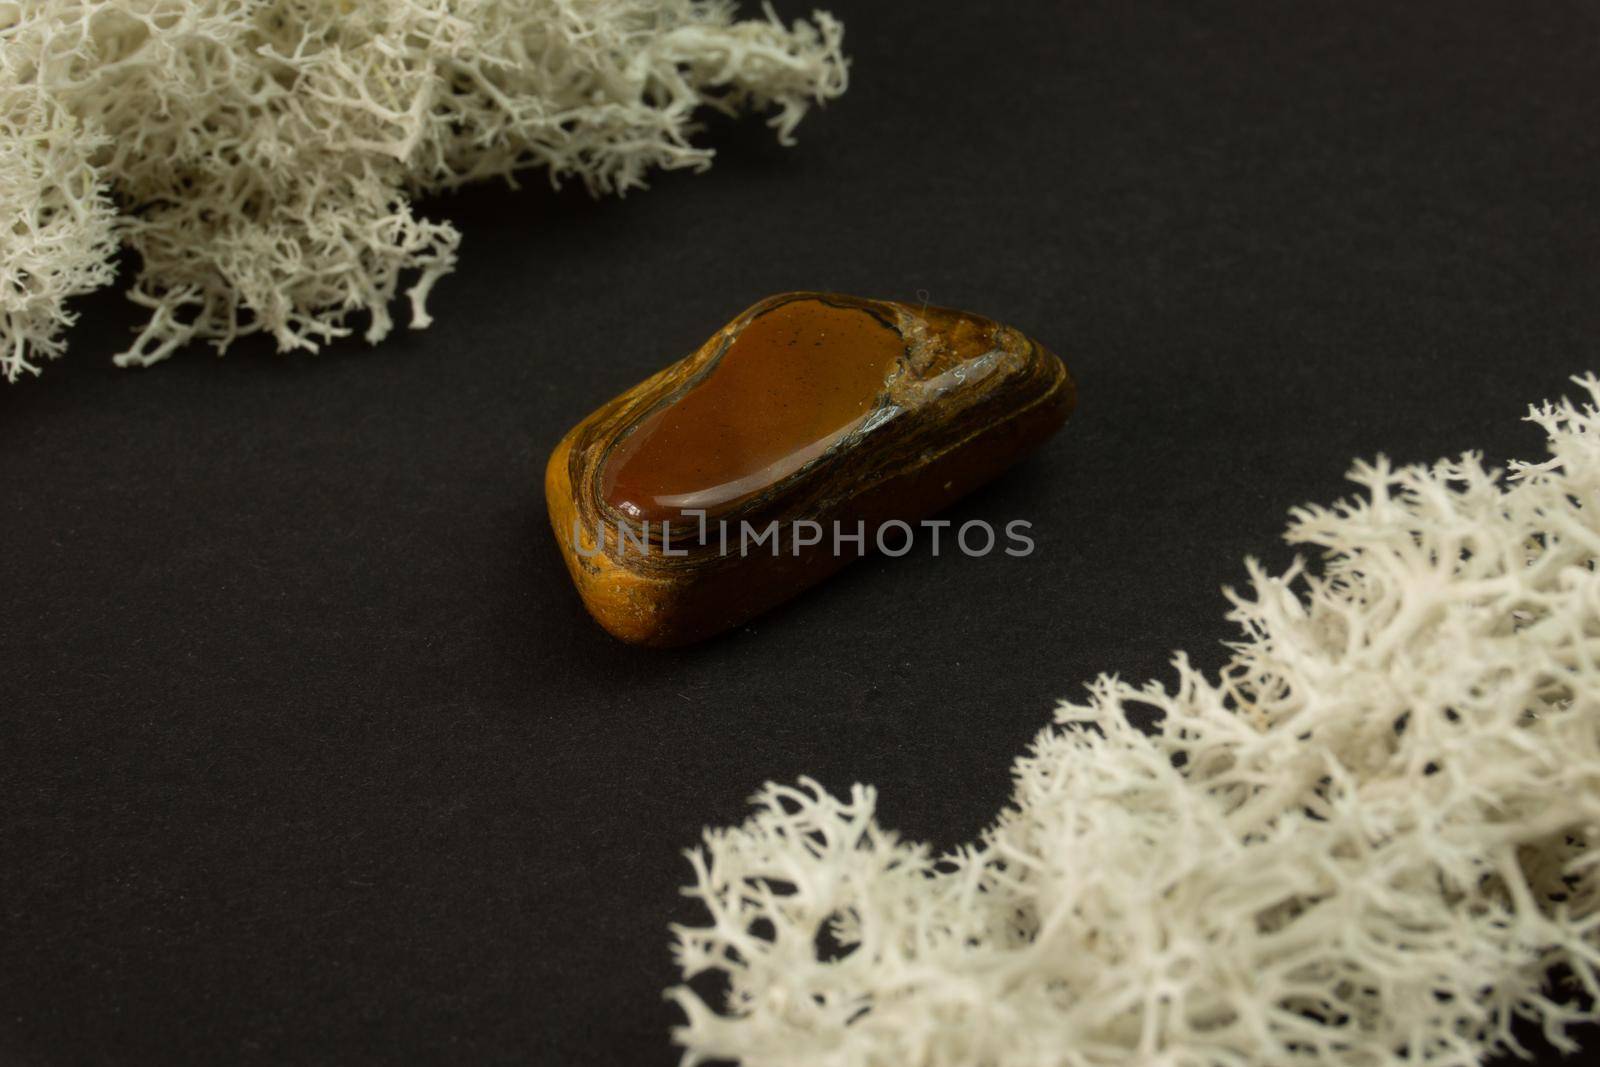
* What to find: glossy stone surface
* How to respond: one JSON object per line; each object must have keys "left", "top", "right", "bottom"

{"left": 546, "top": 292, "right": 1075, "bottom": 646}
{"left": 600, "top": 298, "right": 902, "bottom": 524}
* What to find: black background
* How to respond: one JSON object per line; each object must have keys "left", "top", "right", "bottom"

{"left": 5, "top": 1, "right": 1599, "bottom": 1063}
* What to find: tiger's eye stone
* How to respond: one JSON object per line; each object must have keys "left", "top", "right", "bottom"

{"left": 546, "top": 292, "right": 1075, "bottom": 646}
{"left": 600, "top": 298, "right": 902, "bottom": 524}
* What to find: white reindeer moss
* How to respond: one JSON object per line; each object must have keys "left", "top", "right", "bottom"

{"left": 671, "top": 377, "right": 1600, "bottom": 1067}
{"left": 0, "top": 1, "right": 846, "bottom": 380}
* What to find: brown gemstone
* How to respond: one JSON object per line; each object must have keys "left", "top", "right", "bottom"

{"left": 546, "top": 292, "right": 1075, "bottom": 646}
{"left": 600, "top": 298, "right": 903, "bottom": 524}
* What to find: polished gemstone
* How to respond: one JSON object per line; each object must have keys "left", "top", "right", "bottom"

{"left": 546, "top": 291, "right": 1075, "bottom": 646}
{"left": 600, "top": 298, "right": 903, "bottom": 524}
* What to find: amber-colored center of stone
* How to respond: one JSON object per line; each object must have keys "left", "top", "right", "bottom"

{"left": 600, "top": 298, "right": 903, "bottom": 524}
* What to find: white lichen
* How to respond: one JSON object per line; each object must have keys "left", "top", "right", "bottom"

{"left": 0, "top": 81, "right": 117, "bottom": 379}
{"left": 0, "top": 0, "right": 846, "bottom": 380}
{"left": 671, "top": 376, "right": 1600, "bottom": 1067}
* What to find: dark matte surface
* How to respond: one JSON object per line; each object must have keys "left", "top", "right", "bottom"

{"left": 4, "top": 1, "right": 1598, "bottom": 1063}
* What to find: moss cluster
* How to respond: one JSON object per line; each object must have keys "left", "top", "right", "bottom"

{"left": 0, "top": 1, "right": 846, "bottom": 380}
{"left": 674, "top": 377, "right": 1600, "bottom": 1067}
